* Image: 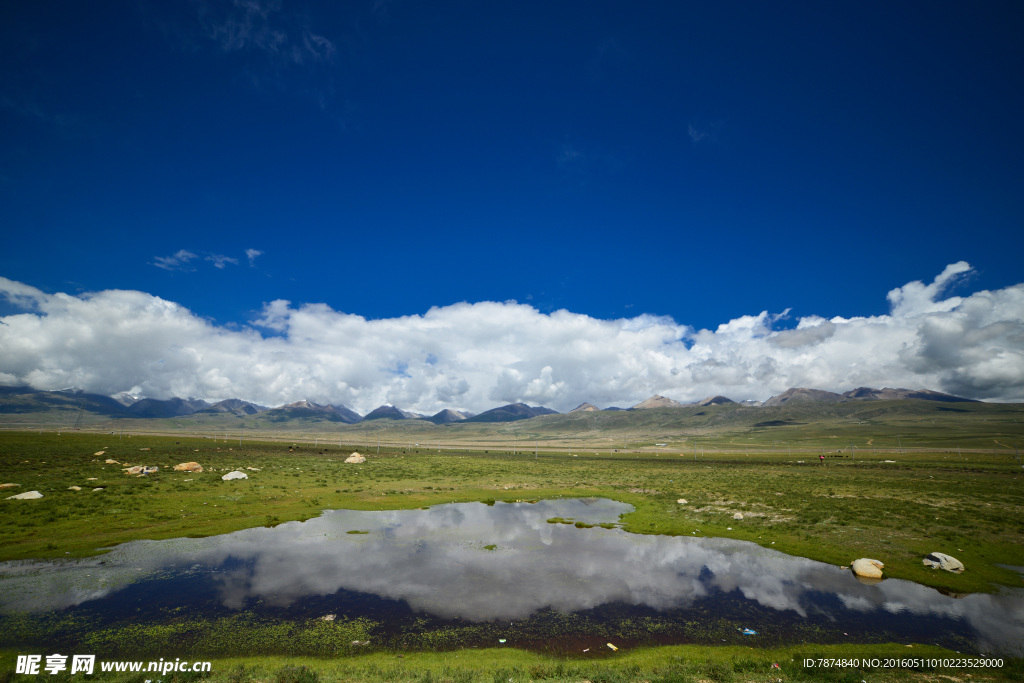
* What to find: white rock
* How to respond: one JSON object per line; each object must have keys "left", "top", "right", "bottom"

{"left": 923, "top": 552, "right": 965, "bottom": 573}
{"left": 221, "top": 471, "right": 248, "bottom": 480}
{"left": 676, "top": 498, "right": 687, "bottom": 504}
{"left": 732, "top": 512, "right": 744, "bottom": 520}
{"left": 68, "top": 486, "right": 82, "bottom": 491}
{"left": 7, "top": 490, "right": 44, "bottom": 500}
{"left": 345, "top": 452, "right": 366, "bottom": 464}
{"left": 851, "top": 558, "right": 884, "bottom": 579}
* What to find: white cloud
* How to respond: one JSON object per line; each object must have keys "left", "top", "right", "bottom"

{"left": 196, "top": 0, "right": 336, "bottom": 66}
{"left": 206, "top": 254, "right": 239, "bottom": 269}
{"left": 245, "top": 248, "right": 263, "bottom": 266}
{"left": 1, "top": 263, "right": 1022, "bottom": 412}
{"left": 152, "top": 249, "right": 198, "bottom": 271}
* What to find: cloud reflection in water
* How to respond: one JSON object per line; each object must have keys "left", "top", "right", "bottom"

{"left": 1, "top": 499, "right": 1022, "bottom": 654}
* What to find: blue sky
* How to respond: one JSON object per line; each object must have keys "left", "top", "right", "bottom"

{"left": 1, "top": 1, "right": 1023, "bottom": 411}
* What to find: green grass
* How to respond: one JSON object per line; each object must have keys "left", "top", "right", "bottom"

{"left": 2, "top": 643, "right": 1021, "bottom": 682}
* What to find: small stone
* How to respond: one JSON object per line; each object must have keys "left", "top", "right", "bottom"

{"left": 221, "top": 471, "right": 248, "bottom": 481}
{"left": 94, "top": 451, "right": 105, "bottom": 456}
{"left": 677, "top": 498, "right": 687, "bottom": 504}
{"left": 105, "top": 459, "right": 120, "bottom": 464}
{"left": 68, "top": 486, "right": 82, "bottom": 491}
{"left": 733, "top": 512, "right": 744, "bottom": 520}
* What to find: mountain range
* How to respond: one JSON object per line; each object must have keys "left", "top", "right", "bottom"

{"left": 0, "top": 384, "right": 983, "bottom": 426}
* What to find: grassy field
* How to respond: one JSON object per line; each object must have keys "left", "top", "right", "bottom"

{"left": 3, "top": 429, "right": 1024, "bottom": 680}
{"left": 2, "top": 430, "right": 1023, "bottom": 591}
{"left": 3, "top": 642, "right": 1021, "bottom": 682}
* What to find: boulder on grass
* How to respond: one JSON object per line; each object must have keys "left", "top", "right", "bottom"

{"left": 222, "top": 471, "right": 248, "bottom": 481}
{"left": 732, "top": 512, "right": 744, "bottom": 520}
{"left": 7, "top": 490, "right": 43, "bottom": 500}
{"left": 344, "top": 452, "right": 366, "bottom": 464}
{"left": 851, "top": 558, "right": 884, "bottom": 580}
{"left": 923, "top": 552, "right": 965, "bottom": 573}
{"left": 173, "top": 462, "right": 203, "bottom": 473}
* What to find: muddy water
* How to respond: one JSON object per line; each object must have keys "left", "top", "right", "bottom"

{"left": 1, "top": 498, "right": 1022, "bottom": 655}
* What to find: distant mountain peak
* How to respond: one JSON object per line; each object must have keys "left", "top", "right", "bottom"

{"left": 762, "top": 388, "right": 844, "bottom": 407}
{"left": 631, "top": 395, "right": 684, "bottom": 410}
{"left": 464, "top": 402, "right": 558, "bottom": 423}
{"left": 697, "top": 395, "right": 735, "bottom": 406}
{"left": 842, "top": 387, "right": 978, "bottom": 403}
{"left": 425, "top": 408, "right": 467, "bottom": 424}
{"left": 362, "top": 404, "right": 420, "bottom": 420}
{"left": 569, "top": 402, "right": 600, "bottom": 413}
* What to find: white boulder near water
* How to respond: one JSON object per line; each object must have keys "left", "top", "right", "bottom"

{"left": 851, "top": 558, "right": 884, "bottom": 579}
{"left": 7, "top": 490, "right": 43, "bottom": 500}
{"left": 221, "top": 471, "right": 248, "bottom": 481}
{"left": 923, "top": 552, "right": 965, "bottom": 573}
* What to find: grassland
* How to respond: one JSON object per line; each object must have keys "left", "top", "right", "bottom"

{"left": 2, "top": 428, "right": 1023, "bottom": 592}
{"left": 3, "top": 421, "right": 1024, "bottom": 680}
{"left": 3, "top": 642, "right": 1021, "bottom": 683}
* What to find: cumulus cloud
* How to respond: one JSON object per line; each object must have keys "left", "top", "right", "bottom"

{"left": 245, "top": 248, "right": 263, "bottom": 266}
{"left": 1, "top": 263, "right": 1022, "bottom": 412}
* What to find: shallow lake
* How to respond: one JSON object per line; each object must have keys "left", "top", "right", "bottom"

{"left": 2, "top": 498, "right": 1023, "bottom": 656}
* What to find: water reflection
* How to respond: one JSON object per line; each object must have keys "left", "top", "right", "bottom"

{"left": 1, "top": 498, "right": 1022, "bottom": 654}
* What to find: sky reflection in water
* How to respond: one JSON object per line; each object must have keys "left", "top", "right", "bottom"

{"left": 2, "top": 498, "right": 1022, "bottom": 654}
